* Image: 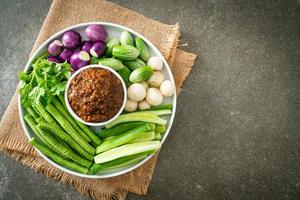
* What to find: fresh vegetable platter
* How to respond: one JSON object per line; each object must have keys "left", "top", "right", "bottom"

{"left": 18, "top": 22, "right": 176, "bottom": 178}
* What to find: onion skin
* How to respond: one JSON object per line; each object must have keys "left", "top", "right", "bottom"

{"left": 48, "top": 40, "right": 63, "bottom": 56}
{"left": 58, "top": 49, "right": 73, "bottom": 62}
{"left": 81, "top": 41, "right": 93, "bottom": 52}
{"left": 62, "top": 31, "right": 82, "bottom": 49}
{"left": 70, "top": 50, "right": 90, "bottom": 70}
{"left": 90, "top": 42, "right": 106, "bottom": 57}
{"left": 85, "top": 25, "right": 107, "bottom": 42}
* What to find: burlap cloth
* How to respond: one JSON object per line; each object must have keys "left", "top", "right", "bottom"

{"left": 0, "top": 0, "right": 196, "bottom": 199}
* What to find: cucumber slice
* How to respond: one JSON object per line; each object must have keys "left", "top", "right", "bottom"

{"left": 94, "top": 141, "right": 161, "bottom": 163}
{"left": 105, "top": 112, "right": 166, "bottom": 129}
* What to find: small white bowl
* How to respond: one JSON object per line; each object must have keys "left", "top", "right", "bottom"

{"left": 64, "top": 64, "right": 127, "bottom": 127}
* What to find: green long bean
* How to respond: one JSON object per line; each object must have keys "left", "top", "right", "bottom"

{"left": 29, "top": 138, "right": 88, "bottom": 174}
{"left": 38, "top": 122, "right": 93, "bottom": 160}
{"left": 52, "top": 97, "right": 91, "bottom": 143}
{"left": 56, "top": 95, "right": 102, "bottom": 145}
{"left": 36, "top": 126, "right": 92, "bottom": 168}
{"left": 45, "top": 104, "right": 95, "bottom": 155}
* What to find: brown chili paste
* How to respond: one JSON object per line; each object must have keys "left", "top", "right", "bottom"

{"left": 68, "top": 68, "right": 124, "bottom": 123}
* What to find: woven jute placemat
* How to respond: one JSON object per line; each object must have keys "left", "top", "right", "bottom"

{"left": 0, "top": 0, "right": 196, "bottom": 199}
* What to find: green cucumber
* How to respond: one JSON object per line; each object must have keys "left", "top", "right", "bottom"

{"left": 112, "top": 45, "right": 140, "bottom": 61}
{"left": 117, "top": 66, "right": 131, "bottom": 86}
{"left": 135, "top": 38, "right": 149, "bottom": 61}
{"left": 123, "top": 58, "right": 146, "bottom": 70}
{"left": 103, "top": 136, "right": 115, "bottom": 142}
{"left": 155, "top": 133, "right": 161, "bottom": 140}
{"left": 29, "top": 138, "right": 88, "bottom": 174}
{"left": 137, "top": 109, "right": 172, "bottom": 116}
{"left": 120, "top": 31, "right": 134, "bottom": 46}
{"left": 105, "top": 38, "right": 120, "bottom": 57}
{"left": 89, "top": 150, "right": 154, "bottom": 174}
{"left": 94, "top": 141, "right": 161, "bottom": 163}
{"left": 147, "top": 123, "right": 156, "bottom": 131}
{"left": 155, "top": 124, "right": 166, "bottom": 134}
{"left": 104, "top": 155, "right": 147, "bottom": 170}
{"left": 99, "top": 122, "right": 146, "bottom": 138}
{"left": 96, "top": 124, "right": 150, "bottom": 154}
{"left": 105, "top": 112, "right": 166, "bottom": 129}
{"left": 90, "top": 57, "right": 99, "bottom": 64}
{"left": 129, "top": 131, "right": 155, "bottom": 143}
{"left": 148, "top": 103, "right": 173, "bottom": 110}
{"left": 129, "top": 66, "right": 153, "bottom": 83}
{"left": 98, "top": 58, "right": 124, "bottom": 70}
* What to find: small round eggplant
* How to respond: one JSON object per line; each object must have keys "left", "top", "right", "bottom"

{"left": 48, "top": 40, "right": 63, "bottom": 56}
{"left": 48, "top": 56, "right": 61, "bottom": 63}
{"left": 62, "top": 31, "right": 82, "bottom": 49}
{"left": 70, "top": 50, "right": 90, "bottom": 70}
{"left": 85, "top": 24, "right": 107, "bottom": 42}
{"left": 58, "top": 49, "right": 73, "bottom": 62}
{"left": 81, "top": 41, "right": 93, "bottom": 52}
{"left": 90, "top": 42, "right": 105, "bottom": 57}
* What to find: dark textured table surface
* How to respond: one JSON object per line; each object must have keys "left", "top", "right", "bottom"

{"left": 0, "top": 0, "right": 299, "bottom": 199}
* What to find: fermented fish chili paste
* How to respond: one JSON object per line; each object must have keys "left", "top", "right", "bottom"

{"left": 68, "top": 68, "right": 124, "bottom": 123}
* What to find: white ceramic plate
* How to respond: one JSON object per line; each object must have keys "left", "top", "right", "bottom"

{"left": 18, "top": 22, "right": 176, "bottom": 178}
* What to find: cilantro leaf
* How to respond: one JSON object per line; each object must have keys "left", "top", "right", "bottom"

{"left": 18, "top": 54, "right": 72, "bottom": 107}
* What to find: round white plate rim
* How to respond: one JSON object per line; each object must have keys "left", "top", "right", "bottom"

{"left": 18, "top": 21, "right": 177, "bottom": 179}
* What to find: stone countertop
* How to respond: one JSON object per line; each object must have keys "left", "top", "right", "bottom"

{"left": 0, "top": 0, "right": 299, "bottom": 199}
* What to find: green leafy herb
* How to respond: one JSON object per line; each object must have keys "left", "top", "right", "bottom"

{"left": 19, "top": 53, "right": 71, "bottom": 107}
